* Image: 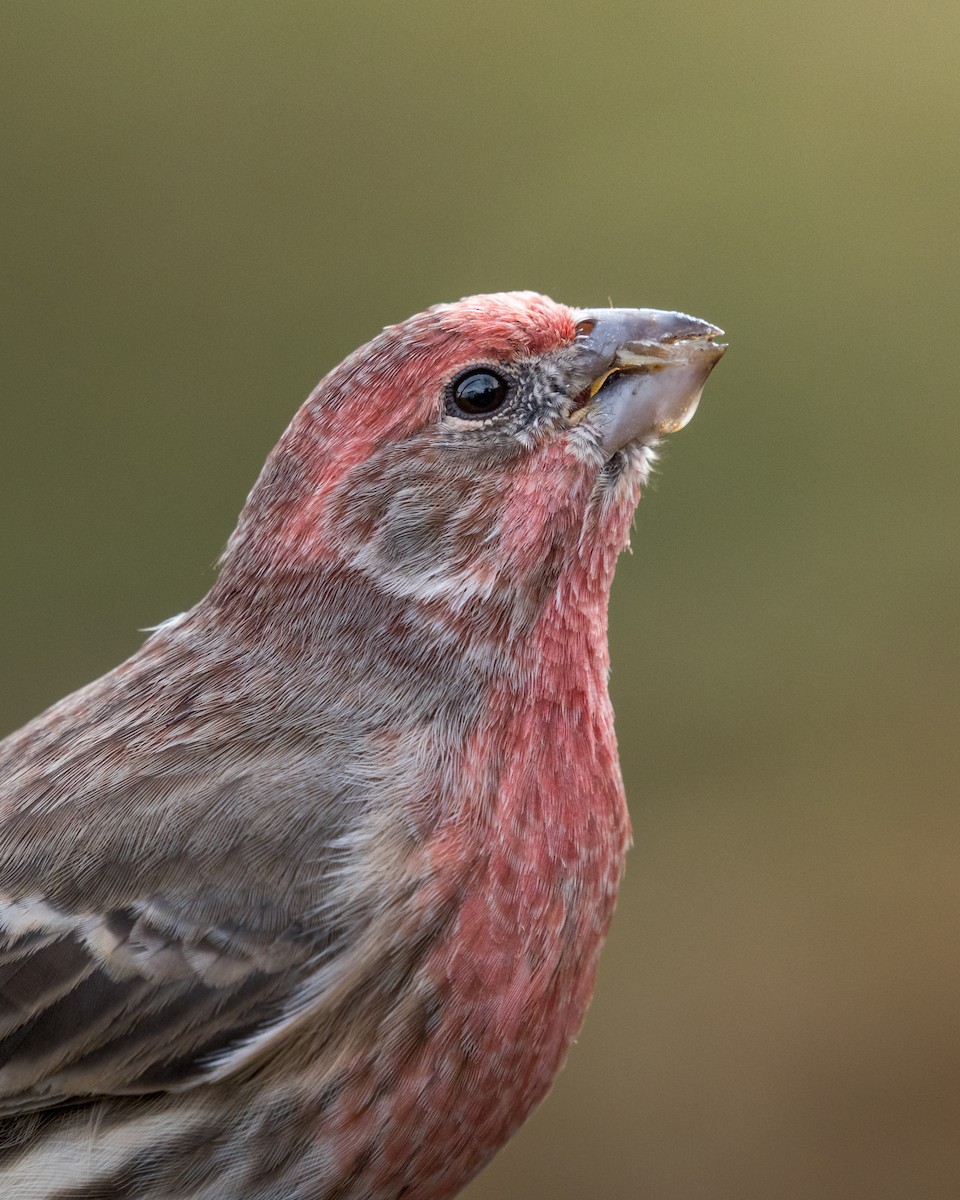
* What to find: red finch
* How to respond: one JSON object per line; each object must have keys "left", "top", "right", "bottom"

{"left": 0, "top": 293, "right": 724, "bottom": 1199}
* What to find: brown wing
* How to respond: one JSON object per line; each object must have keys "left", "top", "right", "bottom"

{"left": 0, "top": 892, "right": 314, "bottom": 1113}
{"left": 0, "top": 621, "right": 379, "bottom": 1117}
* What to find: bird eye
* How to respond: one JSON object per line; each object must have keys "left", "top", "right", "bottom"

{"left": 449, "top": 369, "right": 510, "bottom": 418}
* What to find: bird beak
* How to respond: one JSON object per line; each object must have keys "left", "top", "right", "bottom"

{"left": 574, "top": 308, "right": 726, "bottom": 456}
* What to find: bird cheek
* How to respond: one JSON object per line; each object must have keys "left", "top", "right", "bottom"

{"left": 497, "top": 448, "right": 589, "bottom": 568}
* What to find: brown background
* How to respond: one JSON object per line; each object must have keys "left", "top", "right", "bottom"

{"left": 2, "top": 4, "right": 958, "bottom": 1198}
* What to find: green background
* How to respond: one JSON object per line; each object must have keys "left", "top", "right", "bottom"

{"left": 2, "top": 4, "right": 958, "bottom": 1197}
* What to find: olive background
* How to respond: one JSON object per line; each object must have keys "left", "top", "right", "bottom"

{"left": 1, "top": 4, "right": 958, "bottom": 1198}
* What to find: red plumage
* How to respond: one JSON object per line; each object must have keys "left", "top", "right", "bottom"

{"left": 0, "top": 292, "right": 723, "bottom": 1198}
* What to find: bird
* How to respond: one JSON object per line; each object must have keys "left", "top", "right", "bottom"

{"left": 0, "top": 292, "right": 724, "bottom": 1199}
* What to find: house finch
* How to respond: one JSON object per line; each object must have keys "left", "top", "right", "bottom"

{"left": 0, "top": 292, "right": 724, "bottom": 1199}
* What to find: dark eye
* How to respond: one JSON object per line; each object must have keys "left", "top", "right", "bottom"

{"left": 449, "top": 369, "right": 510, "bottom": 417}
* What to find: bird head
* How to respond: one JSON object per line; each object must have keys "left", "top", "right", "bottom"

{"left": 221, "top": 292, "right": 724, "bottom": 633}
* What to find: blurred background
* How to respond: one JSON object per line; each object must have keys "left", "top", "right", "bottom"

{"left": 1, "top": 3, "right": 958, "bottom": 1197}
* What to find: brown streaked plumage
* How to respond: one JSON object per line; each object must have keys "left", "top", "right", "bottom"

{"left": 0, "top": 293, "right": 724, "bottom": 1198}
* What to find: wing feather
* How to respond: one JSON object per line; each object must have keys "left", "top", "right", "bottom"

{"left": 0, "top": 620, "right": 385, "bottom": 1116}
{"left": 0, "top": 895, "right": 312, "bottom": 1111}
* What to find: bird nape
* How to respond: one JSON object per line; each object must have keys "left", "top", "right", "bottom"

{"left": 0, "top": 293, "right": 724, "bottom": 1200}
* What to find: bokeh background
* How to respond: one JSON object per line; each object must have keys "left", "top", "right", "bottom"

{"left": 2, "top": 3, "right": 958, "bottom": 1197}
